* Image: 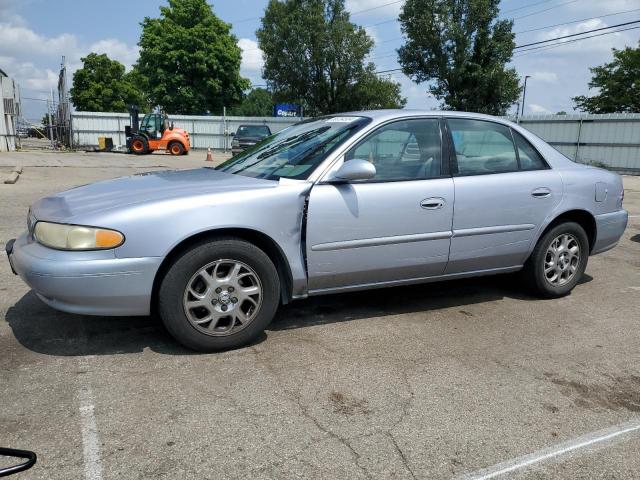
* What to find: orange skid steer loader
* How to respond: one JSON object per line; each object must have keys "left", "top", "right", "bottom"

{"left": 125, "top": 107, "right": 190, "bottom": 155}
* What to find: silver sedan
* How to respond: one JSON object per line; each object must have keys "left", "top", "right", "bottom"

{"left": 6, "top": 110, "right": 628, "bottom": 351}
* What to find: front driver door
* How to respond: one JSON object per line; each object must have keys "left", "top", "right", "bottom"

{"left": 305, "top": 118, "right": 455, "bottom": 292}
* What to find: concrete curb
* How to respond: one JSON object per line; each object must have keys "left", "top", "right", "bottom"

{"left": 12, "top": 165, "right": 23, "bottom": 174}
{"left": 4, "top": 171, "right": 20, "bottom": 184}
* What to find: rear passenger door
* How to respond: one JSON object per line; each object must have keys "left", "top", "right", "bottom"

{"left": 444, "top": 118, "right": 563, "bottom": 274}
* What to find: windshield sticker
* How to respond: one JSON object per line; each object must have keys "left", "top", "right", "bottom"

{"left": 326, "top": 116, "right": 359, "bottom": 123}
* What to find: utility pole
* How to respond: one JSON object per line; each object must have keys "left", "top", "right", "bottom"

{"left": 47, "top": 89, "right": 55, "bottom": 150}
{"left": 521, "top": 75, "right": 531, "bottom": 118}
{"left": 223, "top": 105, "right": 227, "bottom": 152}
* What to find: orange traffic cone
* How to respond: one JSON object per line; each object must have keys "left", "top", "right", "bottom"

{"left": 206, "top": 147, "right": 213, "bottom": 162}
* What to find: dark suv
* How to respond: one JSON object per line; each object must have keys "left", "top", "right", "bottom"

{"left": 231, "top": 124, "right": 272, "bottom": 154}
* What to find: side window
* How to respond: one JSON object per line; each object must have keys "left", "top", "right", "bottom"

{"left": 513, "top": 130, "right": 547, "bottom": 170}
{"left": 344, "top": 119, "right": 442, "bottom": 181}
{"left": 448, "top": 119, "right": 518, "bottom": 175}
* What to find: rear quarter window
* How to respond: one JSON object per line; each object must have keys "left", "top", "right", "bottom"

{"left": 448, "top": 118, "right": 518, "bottom": 175}
{"left": 512, "top": 130, "right": 549, "bottom": 170}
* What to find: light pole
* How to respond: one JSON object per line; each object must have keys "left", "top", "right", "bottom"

{"left": 521, "top": 75, "right": 531, "bottom": 117}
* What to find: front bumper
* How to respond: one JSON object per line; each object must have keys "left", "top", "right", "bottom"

{"left": 592, "top": 209, "right": 629, "bottom": 255}
{"left": 6, "top": 232, "right": 162, "bottom": 316}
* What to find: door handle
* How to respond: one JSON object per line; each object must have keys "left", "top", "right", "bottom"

{"left": 421, "top": 198, "right": 445, "bottom": 210}
{"left": 531, "top": 187, "right": 551, "bottom": 198}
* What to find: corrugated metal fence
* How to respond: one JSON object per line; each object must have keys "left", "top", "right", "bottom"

{"left": 71, "top": 111, "right": 640, "bottom": 173}
{"left": 70, "top": 112, "right": 302, "bottom": 151}
{"left": 507, "top": 113, "right": 640, "bottom": 174}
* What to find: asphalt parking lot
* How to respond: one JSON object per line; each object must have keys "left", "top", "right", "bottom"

{"left": 1, "top": 150, "right": 639, "bottom": 479}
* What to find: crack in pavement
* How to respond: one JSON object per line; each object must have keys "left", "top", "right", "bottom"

{"left": 387, "top": 431, "right": 418, "bottom": 480}
{"left": 250, "top": 345, "right": 373, "bottom": 478}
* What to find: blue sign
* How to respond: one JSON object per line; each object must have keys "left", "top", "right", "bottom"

{"left": 274, "top": 103, "right": 300, "bottom": 117}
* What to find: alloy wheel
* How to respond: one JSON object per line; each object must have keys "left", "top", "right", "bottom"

{"left": 544, "top": 233, "right": 581, "bottom": 286}
{"left": 182, "top": 259, "right": 263, "bottom": 336}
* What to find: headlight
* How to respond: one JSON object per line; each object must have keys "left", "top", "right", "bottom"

{"left": 34, "top": 222, "right": 124, "bottom": 250}
{"left": 232, "top": 139, "right": 239, "bottom": 147}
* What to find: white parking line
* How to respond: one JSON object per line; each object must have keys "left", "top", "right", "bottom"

{"left": 77, "top": 357, "right": 103, "bottom": 480}
{"left": 457, "top": 418, "right": 640, "bottom": 480}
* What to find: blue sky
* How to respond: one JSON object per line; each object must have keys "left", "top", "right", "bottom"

{"left": 1, "top": 0, "right": 639, "bottom": 121}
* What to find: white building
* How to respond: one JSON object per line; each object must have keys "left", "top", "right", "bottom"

{"left": 0, "top": 67, "right": 21, "bottom": 152}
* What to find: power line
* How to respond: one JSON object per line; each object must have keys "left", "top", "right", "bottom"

{"left": 511, "top": 0, "right": 581, "bottom": 20}
{"left": 364, "top": 7, "right": 640, "bottom": 51}
{"left": 503, "top": 0, "right": 556, "bottom": 15}
{"left": 514, "top": 19, "right": 640, "bottom": 49}
{"left": 362, "top": 0, "right": 583, "bottom": 29}
{"left": 351, "top": 0, "right": 403, "bottom": 16}
{"left": 373, "top": 21, "right": 640, "bottom": 74}
{"left": 230, "top": 0, "right": 405, "bottom": 26}
{"left": 513, "top": 25, "right": 640, "bottom": 57}
{"left": 515, "top": 7, "right": 640, "bottom": 34}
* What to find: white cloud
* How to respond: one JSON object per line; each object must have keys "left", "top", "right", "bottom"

{"left": 532, "top": 19, "right": 635, "bottom": 56}
{"left": 364, "top": 25, "right": 379, "bottom": 45}
{"left": 238, "top": 38, "right": 263, "bottom": 74}
{"left": 529, "top": 103, "right": 552, "bottom": 114}
{"left": 532, "top": 72, "right": 558, "bottom": 83}
{"left": 0, "top": 16, "right": 141, "bottom": 98}
{"left": 0, "top": 23, "right": 78, "bottom": 59}
{"left": 87, "top": 39, "right": 139, "bottom": 69}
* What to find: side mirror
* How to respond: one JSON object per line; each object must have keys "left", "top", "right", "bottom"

{"left": 327, "top": 159, "right": 376, "bottom": 182}
{"left": 230, "top": 132, "right": 235, "bottom": 137}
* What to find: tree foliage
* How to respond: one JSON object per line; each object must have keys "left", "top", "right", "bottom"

{"left": 70, "top": 53, "right": 146, "bottom": 112}
{"left": 136, "top": 0, "right": 249, "bottom": 114}
{"left": 229, "top": 88, "right": 274, "bottom": 116}
{"left": 573, "top": 44, "right": 640, "bottom": 114}
{"left": 398, "top": 0, "right": 520, "bottom": 115}
{"left": 257, "top": 0, "right": 405, "bottom": 116}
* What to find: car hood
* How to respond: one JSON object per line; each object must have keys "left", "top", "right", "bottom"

{"left": 31, "top": 168, "right": 277, "bottom": 222}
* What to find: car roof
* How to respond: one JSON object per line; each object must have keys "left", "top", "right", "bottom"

{"left": 337, "top": 109, "right": 509, "bottom": 124}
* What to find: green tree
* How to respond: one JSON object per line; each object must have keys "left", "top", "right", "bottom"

{"left": 398, "top": 0, "right": 520, "bottom": 115}
{"left": 229, "top": 88, "right": 274, "bottom": 116}
{"left": 573, "top": 44, "right": 640, "bottom": 114}
{"left": 70, "top": 53, "right": 146, "bottom": 112}
{"left": 354, "top": 70, "right": 407, "bottom": 110}
{"left": 257, "top": 0, "right": 405, "bottom": 116}
{"left": 136, "top": 0, "right": 249, "bottom": 114}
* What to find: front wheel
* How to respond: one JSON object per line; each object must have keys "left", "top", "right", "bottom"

{"left": 523, "top": 222, "right": 589, "bottom": 298}
{"left": 130, "top": 136, "right": 148, "bottom": 155}
{"left": 158, "top": 238, "right": 280, "bottom": 351}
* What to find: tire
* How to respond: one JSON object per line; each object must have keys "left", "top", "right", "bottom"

{"left": 523, "top": 222, "right": 589, "bottom": 298}
{"left": 158, "top": 238, "right": 280, "bottom": 352}
{"left": 130, "top": 135, "right": 148, "bottom": 155}
{"left": 168, "top": 141, "right": 185, "bottom": 156}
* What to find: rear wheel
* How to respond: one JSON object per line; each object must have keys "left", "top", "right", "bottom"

{"left": 168, "top": 141, "right": 185, "bottom": 156}
{"left": 523, "top": 222, "right": 589, "bottom": 298}
{"left": 130, "top": 135, "right": 148, "bottom": 155}
{"left": 158, "top": 238, "right": 280, "bottom": 351}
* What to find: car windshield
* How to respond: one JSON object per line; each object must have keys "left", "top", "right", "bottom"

{"left": 217, "top": 116, "right": 370, "bottom": 180}
{"left": 236, "top": 125, "right": 271, "bottom": 137}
